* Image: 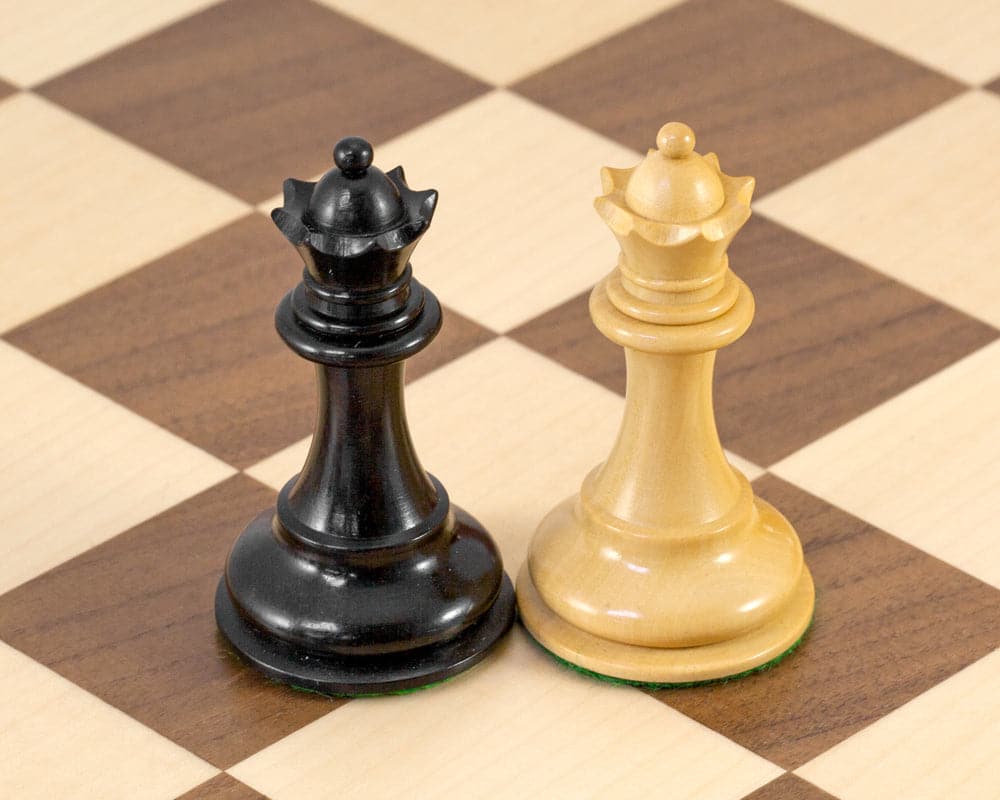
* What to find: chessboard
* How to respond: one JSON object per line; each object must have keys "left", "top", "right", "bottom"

{"left": 2, "top": 1, "right": 999, "bottom": 798}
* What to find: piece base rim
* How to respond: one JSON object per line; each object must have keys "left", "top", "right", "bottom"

{"left": 516, "top": 563, "right": 814, "bottom": 684}
{"left": 215, "top": 574, "right": 516, "bottom": 696}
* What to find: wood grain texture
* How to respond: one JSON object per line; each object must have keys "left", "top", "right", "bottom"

{"left": 175, "top": 774, "right": 268, "bottom": 800}
{"left": 0, "top": 642, "right": 215, "bottom": 800}
{"left": 216, "top": 153, "right": 515, "bottom": 696}
{"left": 514, "top": 0, "right": 964, "bottom": 194}
{"left": 7, "top": 215, "right": 307, "bottom": 469}
{"left": 229, "top": 629, "right": 783, "bottom": 800}
{"left": 786, "top": 0, "right": 1000, "bottom": 84}
{"left": 508, "top": 293, "right": 623, "bottom": 391}
{"left": 320, "top": 0, "right": 681, "bottom": 85}
{"left": 718, "top": 217, "right": 998, "bottom": 463}
{"left": 7, "top": 214, "right": 496, "bottom": 469}
{"left": 0, "top": 93, "right": 248, "bottom": 333}
{"left": 37, "top": 0, "right": 488, "bottom": 203}
{"left": 0, "top": 2, "right": 997, "bottom": 795}
{"left": 0, "top": 341, "right": 234, "bottom": 595}
{"left": 758, "top": 90, "right": 1000, "bottom": 329}
{"left": 774, "top": 339, "right": 1000, "bottom": 589}
{"left": 510, "top": 215, "right": 998, "bottom": 466}
{"left": 742, "top": 773, "right": 839, "bottom": 800}
{"left": 369, "top": 90, "right": 639, "bottom": 332}
{"left": 0, "top": 0, "right": 219, "bottom": 87}
{"left": 652, "top": 475, "right": 1000, "bottom": 769}
{"left": 519, "top": 128, "right": 814, "bottom": 683}
{"left": 796, "top": 649, "right": 1000, "bottom": 799}
{"left": 0, "top": 476, "right": 341, "bottom": 770}
{"left": 247, "top": 337, "right": 627, "bottom": 574}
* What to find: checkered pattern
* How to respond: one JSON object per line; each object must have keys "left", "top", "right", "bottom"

{"left": 1, "top": 1, "right": 998, "bottom": 797}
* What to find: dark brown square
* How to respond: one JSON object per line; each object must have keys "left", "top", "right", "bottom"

{"left": 986, "top": 74, "right": 1000, "bottom": 96}
{"left": 0, "top": 475, "right": 343, "bottom": 769}
{"left": 740, "top": 774, "right": 838, "bottom": 800}
{"left": 176, "top": 774, "right": 268, "bottom": 800}
{"left": 36, "top": 0, "right": 488, "bottom": 203}
{"left": 650, "top": 475, "right": 1000, "bottom": 769}
{"left": 5, "top": 214, "right": 497, "bottom": 469}
{"left": 0, "top": 79, "right": 16, "bottom": 102}
{"left": 513, "top": 0, "right": 964, "bottom": 194}
{"left": 509, "top": 216, "right": 998, "bottom": 466}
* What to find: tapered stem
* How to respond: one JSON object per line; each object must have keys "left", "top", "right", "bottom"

{"left": 586, "top": 348, "right": 741, "bottom": 529}
{"left": 284, "top": 361, "right": 437, "bottom": 540}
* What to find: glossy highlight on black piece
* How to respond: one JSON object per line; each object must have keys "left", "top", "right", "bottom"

{"left": 216, "top": 138, "right": 515, "bottom": 695}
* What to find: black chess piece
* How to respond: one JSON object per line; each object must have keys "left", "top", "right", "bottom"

{"left": 215, "top": 137, "right": 515, "bottom": 695}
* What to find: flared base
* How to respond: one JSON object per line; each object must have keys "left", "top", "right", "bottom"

{"left": 516, "top": 563, "right": 814, "bottom": 685}
{"left": 216, "top": 574, "right": 516, "bottom": 696}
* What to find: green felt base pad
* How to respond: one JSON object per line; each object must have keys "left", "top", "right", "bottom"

{"left": 526, "top": 618, "right": 814, "bottom": 690}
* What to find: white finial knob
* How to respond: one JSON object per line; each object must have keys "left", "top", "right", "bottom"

{"left": 656, "top": 122, "right": 696, "bottom": 159}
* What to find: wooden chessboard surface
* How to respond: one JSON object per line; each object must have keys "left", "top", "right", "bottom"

{"left": 2, "top": 1, "right": 999, "bottom": 798}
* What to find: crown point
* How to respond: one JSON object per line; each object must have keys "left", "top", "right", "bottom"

{"left": 333, "top": 136, "right": 373, "bottom": 177}
{"left": 657, "top": 123, "right": 695, "bottom": 159}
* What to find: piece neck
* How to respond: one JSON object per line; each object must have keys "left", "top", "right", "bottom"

{"left": 276, "top": 271, "right": 442, "bottom": 367}
{"left": 302, "top": 263, "right": 413, "bottom": 323}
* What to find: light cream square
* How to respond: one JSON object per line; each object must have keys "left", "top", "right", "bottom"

{"left": 773, "top": 340, "right": 1000, "bottom": 589}
{"left": 797, "top": 648, "right": 1000, "bottom": 799}
{"left": 0, "top": 94, "right": 248, "bottom": 332}
{"left": 0, "top": 0, "right": 219, "bottom": 86}
{"left": 261, "top": 91, "right": 638, "bottom": 333}
{"left": 0, "top": 642, "right": 217, "bottom": 799}
{"left": 317, "top": 0, "right": 681, "bottom": 85}
{"left": 759, "top": 91, "right": 1000, "bottom": 328}
{"left": 0, "top": 342, "right": 236, "bottom": 593}
{"left": 787, "top": 0, "right": 1000, "bottom": 85}
{"left": 231, "top": 628, "right": 782, "bottom": 800}
{"left": 247, "top": 337, "right": 764, "bottom": 572}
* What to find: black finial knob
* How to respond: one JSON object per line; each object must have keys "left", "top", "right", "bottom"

{"left": 333, "top": 136, "right": 373, "bottom": 177}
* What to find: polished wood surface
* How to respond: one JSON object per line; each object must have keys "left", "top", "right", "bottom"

{"left": 0, "top": 477, "right": 339, "bottom": 769}
{"left": 518, "top": 123, "right": 814, "bottom": 682}
{"left": 176, "top": 773, "right": 268, "bottom": 800}
{"left": 514, "top": 0, "right": 964, "bottom": 195}
{"left": 36, "top": 0, "right": 488, "bottom": 203}
{"left": 216, "top": 137, "right": 515, "bottom": 695}
{"left": 7, "top": 216, "right": 494, "bottom": 470}
{"left": 1, "top": 1, "right": 998, "bottom": 797}
{"left": 656, "top": 474, "right": 1000, "bottom": 768}
{"left": 742, "top": 773, "right": 839, "bottom": 800}
{"left": 509, "top": 213, "right": 996, "bottom": 465}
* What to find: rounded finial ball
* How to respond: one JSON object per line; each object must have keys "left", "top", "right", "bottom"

{"left": 333, "top": 136, "right": 373, "bottom": 176}
{"left": 657, "top": 122, "right": 696, "bottom": 159}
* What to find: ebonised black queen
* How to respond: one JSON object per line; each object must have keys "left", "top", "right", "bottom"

{"left": 215, "top": 137, "right": 515, "bottom": 694}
